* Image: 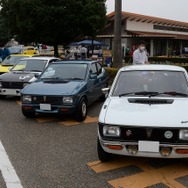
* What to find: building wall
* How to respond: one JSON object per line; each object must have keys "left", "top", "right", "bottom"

{"left": 126, "top": 20, "right": 188, "bottom": 36}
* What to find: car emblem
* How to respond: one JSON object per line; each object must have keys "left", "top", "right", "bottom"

{"left": 126, "top": 130, "right": 132, "bottom": 137}
{"left": 19, "top": 75, "right": 30, "bottom": 80}
{"left": 146, "top": 129, "right": 152, "bottom": 139}
{"left": 164, "top": 131, "right": 173, "bottom": 139}
{"left": 43, "top": 96, "right": 47, "bottom": 102}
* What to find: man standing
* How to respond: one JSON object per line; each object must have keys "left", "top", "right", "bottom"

{"left": 0, "top": 46, "right": 11, "bottom": 61}
{"left": 133, "top": 41, "right": 149, "bottom": 65}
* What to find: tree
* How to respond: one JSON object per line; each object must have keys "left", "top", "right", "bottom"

{"left": 0, "top": 0, "right": 107, "bottom": 57}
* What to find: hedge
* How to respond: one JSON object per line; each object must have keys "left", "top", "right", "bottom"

{"left": 124, "top": 56, "right": 188, "bottom": 64}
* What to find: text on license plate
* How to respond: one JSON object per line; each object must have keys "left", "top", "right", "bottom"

{"left": 138, "top": 141, "right": 159, "bottom": 152}
{"left": 40, "top": 104, "right": 51, "bottom": 111}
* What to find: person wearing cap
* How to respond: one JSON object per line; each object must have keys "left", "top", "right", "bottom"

{"left": 133, "top": 41, "right": 149, "bottom": 65}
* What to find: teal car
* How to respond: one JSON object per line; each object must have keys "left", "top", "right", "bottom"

{"left": 21, "top": 60, "right": 109, "bottom": 121}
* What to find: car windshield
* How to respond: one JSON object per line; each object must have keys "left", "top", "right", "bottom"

{"left": 40, "top": 63, "right": 88, "bottom": 80}
{"left": 11, "top": 59, "right": 47, "bottom": 72}
{"left": 2, "top": 56, "right": 29, "bottom": 66}
{"left": 113, "top": 70, "right": 188, "bottom": 97}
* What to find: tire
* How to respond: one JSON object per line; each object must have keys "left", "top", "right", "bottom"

{"left": 99, "top": 94, "right": 106, "bottom": 102}
{"left": 0, "top": 95, "right": 6, "bottom": 99}
{"left": 22, "top": 109, "right": 35, "bottom": 118}
{"left": 74, "top": 97, "right": 87, "bottom": 121}
{"left": 97, "top": 138, "right": 112, "bottom": 162}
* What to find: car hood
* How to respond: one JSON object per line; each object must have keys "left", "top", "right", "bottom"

{"left": 99, "top": 97, "right": 188, "bottom": 128}
{"left": 0, "top": 65, "right": 12, "bottom": 73}
{"left": 0, "top": 71, "right": 39, "bottom": 82}
{"left": 21, "top": 80, "right": 85, "bottom": 95}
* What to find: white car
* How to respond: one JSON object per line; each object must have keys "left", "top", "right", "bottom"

{"left": 98, "top": 65, "right": 188, "bottom": 162}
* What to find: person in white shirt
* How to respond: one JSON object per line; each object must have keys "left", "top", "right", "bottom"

{"left": 133, "top": 41, "right": 149, "bottom": 65}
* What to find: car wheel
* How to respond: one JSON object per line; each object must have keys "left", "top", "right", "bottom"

{"left": 22, "top": 108, "right": 35, "bottom": 118}
{"left": 74, "top": 97, "right": 87, "bottom": 121}
{"left": 0, "top": 95, "right": 6, "bottom": 99}
{"left": 99, "top": 94, "right": 106, "bottom": 102}
{"left": 97, "top": 138, "right": 112, "bottom": 162}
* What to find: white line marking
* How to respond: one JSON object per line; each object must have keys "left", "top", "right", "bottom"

{"left": 0, "top": 140, "right": 23, "bottom": 188}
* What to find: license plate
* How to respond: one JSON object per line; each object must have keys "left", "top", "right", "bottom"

{"left": 40, "top": 104, "right": 51, "bottom": 111}
{"left": 138, "top": 141, "right": 159, "bottom": 153}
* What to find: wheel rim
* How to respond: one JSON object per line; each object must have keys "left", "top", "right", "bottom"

{"left": 82, "top": 102, "right": 87, "bottom": 117}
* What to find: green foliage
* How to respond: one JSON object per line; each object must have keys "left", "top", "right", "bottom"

{"left": 0, "top": 0, "right": 107, "bottom": 55}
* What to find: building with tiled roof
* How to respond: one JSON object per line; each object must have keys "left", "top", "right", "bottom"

{"left": 97, "top": 12, "right": 188, "bottom": 56}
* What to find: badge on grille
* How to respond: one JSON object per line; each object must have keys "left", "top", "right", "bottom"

{"left": 146, "top": 129, "right": 152, "bottom": 139}
{"left": 126, "top": 130, "right": 132, "bottom": 137}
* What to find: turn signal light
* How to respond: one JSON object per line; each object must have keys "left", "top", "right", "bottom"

{"left": 23, "top": 106, "right": 32, "bottom": 110}
{"left": 60, "top": 108, "right": 69, "bottom": 112}
{"left": 176, "top": 149, "right": 188, "bottom": 154}
{"left": 106, "top": 145, "right": 123, "bottom": 150}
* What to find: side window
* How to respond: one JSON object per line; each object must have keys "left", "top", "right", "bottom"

{"left": 90, "top": 63, "right": 97, "bottom": 74}
{"left": 96, "top": 62, "right": 102, "bottom": 75}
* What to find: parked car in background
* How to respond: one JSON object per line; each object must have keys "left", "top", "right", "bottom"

{"left": 23, "top": 46, "right": 38, "bottom": 55}
{"left": 98, "top": 65, "right": 188, "bottom": 161}
{"left": 0, "top": 57, "right": 60, "bottom": 98}
{"left": 0, "top": 54, "right": 33, "bottom": 75}
{"left": 21, "top": 60, "right": 109, "bottom": 121}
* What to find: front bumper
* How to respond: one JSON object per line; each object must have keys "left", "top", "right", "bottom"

{"left": 22, "top": 104, "right": 77, "bottom": 115}
{"left": 0, "top": 88, "right": 21, "bottom": 96}
{"left": 99, "top": 135, "right": 188, "bottom": 158}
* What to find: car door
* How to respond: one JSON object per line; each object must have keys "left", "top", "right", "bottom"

{"left": 96, "top": 62, "right": 107, "bottom": 97}
{"left": 87, "top": 62, "right": 99, "bottom": 104}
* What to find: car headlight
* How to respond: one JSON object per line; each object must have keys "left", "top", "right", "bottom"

{"left": 179, "top": 130, "right": 188, "bottom": 140}
{"left": 103, "top": 125, "right": 121, "bottom": 137}
{"left": 63, "top": 97, "right": 73, "bottom": 104}
{"left": 22, "top": 95, "right": 32, "bottom": 102}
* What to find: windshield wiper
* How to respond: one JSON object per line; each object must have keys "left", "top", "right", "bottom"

{"left": 119, "top": 91, "right": 159, "bottom": 97}
{"left": 67, "top": 77, "right": 83, "bottom": 80}
{"left": 152, "top": 91, "right": 188, "bottom": 97}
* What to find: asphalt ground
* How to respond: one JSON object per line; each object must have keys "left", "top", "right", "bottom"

{"left": 0, "top": 97, "right": 188, "bottom": 188}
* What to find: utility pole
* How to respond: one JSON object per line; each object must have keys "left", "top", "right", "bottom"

{"left": 113, "top": 0, "right": 122, "bottom": 68}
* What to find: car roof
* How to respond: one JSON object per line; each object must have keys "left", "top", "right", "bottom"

{"left": 19, "top": 57, "right": 59, "bottom": 61}
{"left": 10, "top": 54, "right": 33, "bottom": 57}
{"left": 120, "top": 64, "right": 186, "bottom": 72}
{"left": 50, "top": 60, "right": 99, "bottom": 64}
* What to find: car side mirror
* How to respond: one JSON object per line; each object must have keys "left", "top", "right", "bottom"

{"left": 90, "top": 73, "right": 97, "bottom": 80}
{"left": 34, "top": 73, "right": 40, "bottom": 78}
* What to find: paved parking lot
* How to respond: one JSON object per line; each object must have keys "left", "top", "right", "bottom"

{"left": 0, "top": 98, "right": 188, "bottom": 188}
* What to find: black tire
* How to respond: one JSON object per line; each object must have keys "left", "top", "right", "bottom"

{"left": 0, "top": 95, "right": 6, "bottom": 99}
{"left": 74, "top": 97, "right": 87, "bottom": 121}
{"left": 97, "top": 138, "right": 112, "bottom": 162}
{"left": 99, "top": 94, "right": 106, "bottom": 102}
{"left": 22, "top": 109, "right": 35, "bottom": 118}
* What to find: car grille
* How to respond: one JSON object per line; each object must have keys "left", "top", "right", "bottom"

{"left": 2, "top": 82, "right": 24, "bottom": 89}
{"left": 33, "top": 96, "right": 62, "bottom": 105}
{"left": 99, "top": 125, "right": 186, "bottom": 144}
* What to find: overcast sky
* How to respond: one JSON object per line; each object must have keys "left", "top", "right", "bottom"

{"left": 106, "top": 0, "right": 188, "bottom": 22}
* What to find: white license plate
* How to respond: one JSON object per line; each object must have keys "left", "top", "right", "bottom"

{"left": 138, "top": 141, "right": 159, "bottom": 153}
{"left": 40, "top": 104, "right": 51, "bottom": 111}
